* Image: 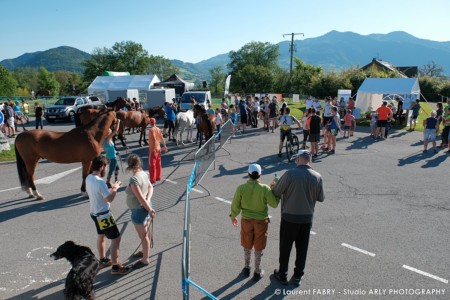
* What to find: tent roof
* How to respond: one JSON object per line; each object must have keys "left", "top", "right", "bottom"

{"left": 357, "top": 78, "right": 420, "bottom": 94}
{"left": 160, "top": 74, "right": 190, "bottom": 85}
{"left": 88, "top": 75, "right": 160, "bottom": 91}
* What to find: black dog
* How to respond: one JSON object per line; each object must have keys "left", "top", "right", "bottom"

{"left": 51, "top": 241, "right": 99, "bottom": 300}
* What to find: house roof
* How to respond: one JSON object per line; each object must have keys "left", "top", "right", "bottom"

{"left": 361, "top": 58, "right": 417, "bottom": 78}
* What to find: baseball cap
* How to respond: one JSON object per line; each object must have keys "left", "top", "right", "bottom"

{"left": 149, "top": 118, "right": 156, "bottom": 125}
{"left": 294, "top": 149, "right": 312, "bottom": 159}
{"left": 248, "top": 163, "right": 262, "bottom": 175}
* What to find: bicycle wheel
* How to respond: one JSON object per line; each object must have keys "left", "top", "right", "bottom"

{"left": 286, "top": 140, "right": 293, "bottom": 162}
{"left": 292, "top": 135, "right": 300, "bottom": 154}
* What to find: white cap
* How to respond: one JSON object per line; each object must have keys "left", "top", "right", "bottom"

{"left": 294, "top": 149, "right": 312, "bottom": 159}
{"left": 248, "top": 163, "right": 262, "bottom": 175}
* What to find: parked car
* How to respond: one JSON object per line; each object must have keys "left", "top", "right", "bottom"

{"left": 180, "top": 91, "right": 211, "bottom": 110}
{"left": 45, "top": 96, "right": 102, "bottom": 123}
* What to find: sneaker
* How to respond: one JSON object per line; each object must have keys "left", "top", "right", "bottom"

{"left": 292, "top": 274, "right": 302, "bottom": 285}
{"left": 278, "top": 152, "right": 282, "bottom": 157}
{"left": 433, "top": 148, "right": 438, "bottom": 153}
{"left": 423, "top": 149, "right": 427, "bottom": 153}
{"left": 98, "top": 257, "right": 112, "bottom": 269}
{"left": 111, "top": 265, "right": 131, "bottom": 275}
{"left": 242, "top": 267, "right": 251, "bottom": 278}
{"left": 329, "top": 149, "right": 335, "bottom": 154}
{"left": 253, "top": 270, "right": 264, "bottom": 281}
{"left": 312, "top": 154, "right": 318, "bottom": 158}
{"left": 273, "top": 269, "right": 288, "bottom": 285}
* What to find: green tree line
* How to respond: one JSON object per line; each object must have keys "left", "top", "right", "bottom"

{"left": 1, "top": 40, "right": 449, "bottom": 102}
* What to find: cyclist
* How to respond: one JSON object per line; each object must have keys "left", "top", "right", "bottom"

{"left": 278, "top": 107, "right": 301, "bottom": 157}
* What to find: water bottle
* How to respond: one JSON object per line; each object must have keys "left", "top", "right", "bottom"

{"left": 274, "top": 173, "right": 279, "bottom": 182}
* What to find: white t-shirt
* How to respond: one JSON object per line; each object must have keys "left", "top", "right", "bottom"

{"left": 324, "top": 102, "right": 333, "bottom": 117}
{"left": 311, "top": 101, "right": 322, "bottom": 113}
{"left": 216, "top": 113, "right": 223, "bottom": 125}
{"left": 86, "top": 174, "right": 111, "bottom": 215}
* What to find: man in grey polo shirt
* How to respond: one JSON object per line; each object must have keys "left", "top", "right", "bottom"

{"left": 271, "top": 149, "right": 324, "bottom": 285}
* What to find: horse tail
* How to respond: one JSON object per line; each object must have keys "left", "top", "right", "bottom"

{"left": 15, "top": 143, "right": 29, "bottom": 190}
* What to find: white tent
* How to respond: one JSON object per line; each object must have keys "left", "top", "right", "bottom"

{"left": 88, "top": 75, "right": 160, "bottom": 102}
{"left": 356, "top": 78, "right": 420, "bottom": 111}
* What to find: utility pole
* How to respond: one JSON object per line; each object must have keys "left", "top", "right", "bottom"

{"left": 282, "top": 32, "right": 304, "bottom": 79}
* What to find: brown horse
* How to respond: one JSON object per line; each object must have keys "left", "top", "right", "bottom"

{"left": 106, "top": 97, "right": 132, "bottom": 111}
{"left": 15, "top": 110, "right": 117, "bottom": 200}
{"left": 147, "top": 106, "right": 166, "bottom": 119}
{"left": 193, "top": 104, "right": 215, "bottom": 148}
{"left": 116, "top": 110, "right": 150, "bottom": 147}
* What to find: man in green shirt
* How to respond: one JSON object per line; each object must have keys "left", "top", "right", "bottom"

{"left": 230, "top": 164, "right": 279, "bottom": 281}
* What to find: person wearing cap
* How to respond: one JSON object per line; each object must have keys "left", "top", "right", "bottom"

{"left": 271, "top": 149, "right": 324, "bottom": 285}
{"left": 148, "top": 118, "right": 167, "bottom": 184}
{"left": 230, "top": 163, "right": 279, "bottom": 281}
{"left": 423, "top": 111, "right": 439, "bottom": 153}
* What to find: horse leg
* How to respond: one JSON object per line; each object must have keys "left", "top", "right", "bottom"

{"left": 142, "top": 125, "right": 148, "bottom": 145}
{"left": 28, "top": 161, "right": 45, "bottom": 200}
{"left": 81, "top": 161, "right": 92, "bottom": 194}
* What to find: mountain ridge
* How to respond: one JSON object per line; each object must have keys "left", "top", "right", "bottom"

{"left": 2, "top": 31, "right": 449, "bottom": 78}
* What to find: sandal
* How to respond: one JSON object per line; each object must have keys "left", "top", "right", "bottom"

{"left": 132, "top": 261, "right": 149, "bottom": 269}
{"left": 111, "top": 265, "right": 131, "bottom": 275}
{"left": 132, "top": 251, "right": 144, "bottom": 258}
{"left": 98, "top": 257, "right": 112, "bottom": 268}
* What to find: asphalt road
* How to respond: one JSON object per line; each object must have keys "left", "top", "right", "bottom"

{"left": 0, "top": 118, "right": 448, "bottom": 299}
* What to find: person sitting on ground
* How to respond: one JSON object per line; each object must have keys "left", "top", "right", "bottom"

{"left": 230, "top": 163, "right": 279, "bottom": 281}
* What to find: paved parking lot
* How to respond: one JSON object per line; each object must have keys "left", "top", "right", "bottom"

{"left": 0, "top": 120, "right": 448, "bottom": 299}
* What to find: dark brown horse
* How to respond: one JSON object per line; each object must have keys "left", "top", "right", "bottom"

{"left": 15, "top": 110, "right": 117, "bottom": 200}
{"left": 106, "top": 97, "right": 132, "bottom": 111}
{"left": 116, "top": 110, "right": 150, "bottom": 147}
{"left": 147, "top": 106, "right": 166, "bottom": 119}
{"left": 193, "top": 104, "right": 215, "bottom": 148}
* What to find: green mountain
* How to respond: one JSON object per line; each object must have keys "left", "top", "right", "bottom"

{"left": 1, "top": 46, "right": 90, "bottom": 73}
{"left": 2, "top": 31, "right": 450, "bottom": 78}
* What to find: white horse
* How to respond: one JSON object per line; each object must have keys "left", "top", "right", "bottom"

{"left": 174, "top": 110, "right": 196, "bottom": 146}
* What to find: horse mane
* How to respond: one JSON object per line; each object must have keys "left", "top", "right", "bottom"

{"left": 82, "top": 109, "right": 115, "bottom": 130}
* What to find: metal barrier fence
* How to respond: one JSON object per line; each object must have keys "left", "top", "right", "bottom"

{"left": 181, "top": 119, "right": 235, "bottom": 300}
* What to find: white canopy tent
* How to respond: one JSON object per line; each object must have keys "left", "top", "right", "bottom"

{"left": 356, "top": 78, "right": 420, "bottom": 111}
{"left": 88, "top": 75, "right": 160, "bottom": 102}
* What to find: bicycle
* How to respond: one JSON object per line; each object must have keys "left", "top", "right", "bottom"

{"left": 285, "top": 129, "right": 300, "bottom": 162}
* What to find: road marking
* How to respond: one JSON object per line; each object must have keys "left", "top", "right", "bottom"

{"left": 214, "top": 197, "right": 272, "bottom": 218}
{"left": 402, "top": 265, "right": 448, "bottom": 284}
{"left": 35, "top": 167, "right": 81, "bottom": 184}
{"left": 341, "top": 243, "right": 376, "bottom": 257}
{"left": 310, "top": 231, "right": 316, "bottom": 235}
{"left": 165, "top": 179, "right": 178, "bottom": 184}
{"left": 191, "top": 188, "right": 203, "bottom": 193}
{"left": 0, "top": 167, "right": 81, "bottom": 193}
{"left": 215, "top": 197, "right": 231, "bottom": 204}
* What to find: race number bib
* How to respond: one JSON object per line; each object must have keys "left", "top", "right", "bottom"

{"left": 96, "top": 212, "right": 116, "bottom": 230}
{"left": 281, "top": 125, "right": 290, "bottom": 131}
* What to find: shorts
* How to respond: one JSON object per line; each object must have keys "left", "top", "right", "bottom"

{"left": 309, "top": 133, "right": 320, "bottom": 143}
{"left": 424, "top": 129, "right": 436, "bottom": 142}
{"left": 241, "top": 218, "right": 269, "bottom": 251}
{"left": 344, "top": 125, "right": 351, "bottom": 130}
{"left": 131, "top": 207, "right": 150, "bottom": 225}
{"left": 412, "top": 115, "right": 418, "bottom": 120}
{"left": 322, "top": 116, "right": 331, "bottom": 127}
{"left": 90, "top": 212, "right": 120, "bottom": 239}
{"left": 240, "top": 114, "right": 247, "bottom": 124}
{"left": 330, "top": 129, "right": 339, "bottom": 136}
{"left": 377, "top": 120, "right": 387, "bottom": 128}
{"left": 6, "top": 117, "right": 14, "bottom": 127}
{"left": 279, "top": 129, "right": 291, "bottom": 142}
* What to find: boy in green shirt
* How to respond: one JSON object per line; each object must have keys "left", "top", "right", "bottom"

{"left": 230, "top": 164, "right": 279, "bottom": 281}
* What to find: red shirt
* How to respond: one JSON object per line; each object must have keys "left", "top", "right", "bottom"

{"left": 376, "top": 106, "right": 392, "bottom": 121}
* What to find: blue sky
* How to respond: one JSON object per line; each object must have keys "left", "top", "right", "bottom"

{"left": 1, "top": 0, "right": 449, "bottom": 63}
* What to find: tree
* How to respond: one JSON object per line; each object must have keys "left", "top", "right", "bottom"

{"left": 54, "top": 71, "right": 83, "bottom": 95}
{"left": 111, "top": 41, "right": 151, "bottom": 75}
{"left": 419, "top": 75, "right": 442, "bottom": 101}
{"left": 228, "top": 41, "right": 279, "bottom": 92}
{"left": 209, "top": 66, "right": 226, "bottom": 96}
{"left": 37, "top": 67, "right": 60, "bottom": 96}
{"left": 291, "top": 58, "right": 322, "bottom": 95}
{"left": 420, "top": 61, "right": 445, "bottom": 78}
{"left": 147, "top": 55, "right": 179, "bottom": 80}
{"left": 0, "top": 65, "right": 17, "bottom": 97}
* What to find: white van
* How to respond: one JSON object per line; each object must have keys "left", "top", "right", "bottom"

{"left": 180, "top": 91, "right": 211, "bottom": 110}
{"left": 143, "top": 88, "right": 176, "bottom": 109}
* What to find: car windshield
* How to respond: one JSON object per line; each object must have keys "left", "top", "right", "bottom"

{"left": 181, "top": 94, "right": 205, "bottom": 103}
{"left": 55, "top": 98, "right": 75, "bottom": 105}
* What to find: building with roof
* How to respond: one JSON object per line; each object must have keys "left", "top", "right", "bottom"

{"left": 361, "top": 58, "right": 418, "bottom": 78}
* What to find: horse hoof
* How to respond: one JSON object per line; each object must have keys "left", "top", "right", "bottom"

{"left": 36, "top": 195, "right": 45, "bottom": 200}
{"left": 81, "top": 192, "right": 88, "bottom": 198}
{"left": 28, "top": 194, "right": 36, "bottom": 199}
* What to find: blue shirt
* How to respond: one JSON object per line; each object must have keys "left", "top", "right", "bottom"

{"left": 165, "top": 105, "right": 176, "bottom": 121}
{"left": 413, "top": 103, "right": 421, "bottom": 115}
